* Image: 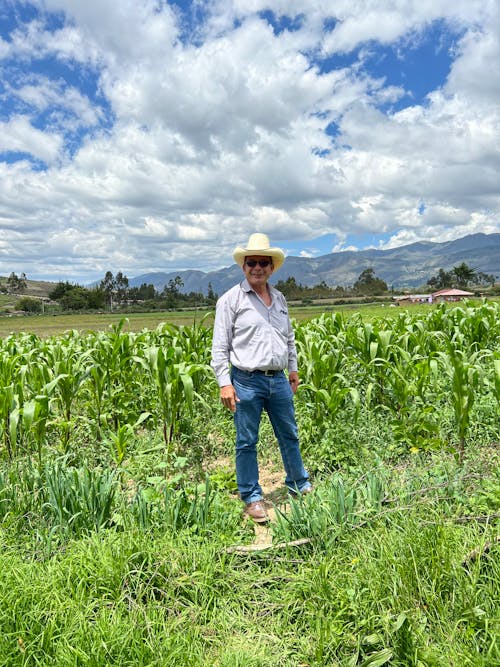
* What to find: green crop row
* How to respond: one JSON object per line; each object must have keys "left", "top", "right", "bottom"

{"left": 0, "top": 301, "right": 498, "bottom": 471}
{"left": 295, "top": 301, "right": 500, "bottom": 464}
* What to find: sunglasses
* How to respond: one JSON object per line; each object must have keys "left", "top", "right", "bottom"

{"left": 245, "top": 259, "right": 272, "bottom": 268}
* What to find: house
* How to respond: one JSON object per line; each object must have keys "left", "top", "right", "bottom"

{"left": 392, "top": 294, "right": 432, "bottom": 304}
{"left": 431, "top": 288, "right": 474, "bottom": 302}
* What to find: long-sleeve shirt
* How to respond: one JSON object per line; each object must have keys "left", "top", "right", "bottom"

{"left": 211, "top": 279, "right": 298, "bottom": 387}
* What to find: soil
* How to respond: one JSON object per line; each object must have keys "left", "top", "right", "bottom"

{"left": 205, "top": 455, "right": 291, "bottom": 548}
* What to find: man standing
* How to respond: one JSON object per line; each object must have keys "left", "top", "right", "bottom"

{"left": 211, "top": 233, "right": 311, "bottom": 523}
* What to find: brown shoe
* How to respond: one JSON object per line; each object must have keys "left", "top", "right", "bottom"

{"left": 244, "top": 500, "right": 269, "bottom": 523}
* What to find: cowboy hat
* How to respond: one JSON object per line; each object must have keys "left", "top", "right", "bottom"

{"left": 233, "top": 233, "right": 285, "bottom": 270}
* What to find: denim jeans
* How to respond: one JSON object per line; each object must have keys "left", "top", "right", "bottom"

{"left": 231, "top": 367, "right": 310, "bottom": 504}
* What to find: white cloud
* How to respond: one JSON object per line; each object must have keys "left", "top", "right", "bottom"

{"left": 0, "top": 116, "right": 62, "bottom": 163}
{"left": 0, "top": 0, "right": 499, "bottom": 282}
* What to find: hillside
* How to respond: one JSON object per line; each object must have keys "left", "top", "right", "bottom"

{"left": 2, "top": 232, "right": 499, "bottom": 298}
{"left": 130, "top": 232, "right": 500, "bottom": 294}
{"left": 0, "top": 278, "right": 57, "bottom": 304}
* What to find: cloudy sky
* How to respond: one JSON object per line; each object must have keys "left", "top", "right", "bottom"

{"left": 1, "top": 0, "right": 499, "bottom": 284}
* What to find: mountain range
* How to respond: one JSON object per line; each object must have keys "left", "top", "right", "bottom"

{"left": 129, "top": 233, "right": 500, "bottom": 295}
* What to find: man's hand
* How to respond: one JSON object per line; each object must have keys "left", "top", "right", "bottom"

{"left": 288, "top": 371, "right": 300, "bottom": 394}
{"left": 220, "top": 384, "right": 239, "bottom": 412}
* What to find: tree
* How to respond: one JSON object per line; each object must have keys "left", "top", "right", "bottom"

{"left": 353, "top": 268, "right": 388, "bottom": 295}
{"left": 207, "top": 282, "right": 218, "bottom": 306}
{"left": 274, "top": 276, "right": 301, "bottom": 298}
{"left": 452, "top": 262, "right": 476, "bottom": 288}
{"left": 475, "top": 271, "right": 495, "bottom": 287}
{"left": 86, "top": 287, "right": 106, "bottom": 310}
{"left": 60, "top": 287, "right": 90, "bottom": 310}
{"left": 162, "top": 276, "right": 184, "bottom": 309}
{"left": 115, "top": 271, "right": 129, "bottom": 305}
{"left": 7, "top": 272, "right": 27, "bottom": 294}
{"left": 129, "top": 283, "right": 156, "bottom": 301}
{"left": 17, "top": 297, "right": 42, "bottom": 313}
{"left": 427, "top": 263, "right": 478, "bottom": 290}
{"left": 49, "top": 281, "right": 77, "bottom": 300}
{"left": 427, "top": 269, "right": 453, "bottom": 290}
{"left": 100, "top": 271, "right": 117, "bottom": 310}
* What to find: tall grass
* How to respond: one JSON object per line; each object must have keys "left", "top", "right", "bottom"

{"left": 0, "top": 483, "right": 497, "bottom": 665}
{"left": 0, "top": 302, "right": 497, "bottom": 665}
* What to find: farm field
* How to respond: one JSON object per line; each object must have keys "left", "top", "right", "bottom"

{"left": 0, "top": 300, "right": 463, "bottom": 338}
{"left": 0, "top": 302, "right": 498, "bottom": 665}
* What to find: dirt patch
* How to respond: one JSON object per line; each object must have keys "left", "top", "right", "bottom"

{"left": 205, "top": 455, "right": 290, "bottom": 547}
{"left": 203, "top": 455, "right": 289, "bottom": 501}
{"left": 251, "top": 516, "right": 274, "bottom": 547}
{"left": 251, "top": 461, "right": 289, "bottom": 547}
{"left": 202, "top": 454, "right": 233, "bottom": 473}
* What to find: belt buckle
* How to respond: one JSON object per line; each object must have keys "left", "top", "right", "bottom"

{"left": 263, "top": 369, "right": 275, "bottom": 376}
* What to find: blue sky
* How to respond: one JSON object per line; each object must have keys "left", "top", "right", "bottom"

{"left": 0, "top": 0, "right": 499, "bottom": 283}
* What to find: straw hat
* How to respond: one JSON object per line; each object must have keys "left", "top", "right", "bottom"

{"left": 233, "top": 233, "right": 285, "bottom": 270}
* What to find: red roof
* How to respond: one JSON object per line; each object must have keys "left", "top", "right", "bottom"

{"left": 432, "top": 288, "right": 474, "bottom": 297}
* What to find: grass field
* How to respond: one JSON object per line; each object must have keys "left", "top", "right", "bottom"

{"left": 0, "top": 309, "right": 215, "bottom": 338}
{"left": 0, "top": 301, "right": 498, "bottom": 665}
{"left": 0, "top": 301, "right": 462, "bottom": 338}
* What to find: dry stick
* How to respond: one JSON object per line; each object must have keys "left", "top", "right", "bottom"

{"left": 379, "top": 472, "right": 491, "bottom": 506}
{"left": 226, "top": 470, "right": 500, "bottom": 555}
{"left": 450, "top": 512, "right": 500, "bottom": 525}
{"left": 226, "top": 507, "right": 500, "bottom": 555}
{"left": 226, "top": 537, "right": 312, "bottom": 554}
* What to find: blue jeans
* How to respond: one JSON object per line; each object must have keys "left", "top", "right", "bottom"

{"left": 231, "top": 367, "right": 310, "bottom": 504}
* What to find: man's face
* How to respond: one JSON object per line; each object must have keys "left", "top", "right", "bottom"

{"left": 243, "top": 255, "right": 274, "bottom": 289}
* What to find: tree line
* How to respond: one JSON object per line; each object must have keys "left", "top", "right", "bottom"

{"left": 46, "top": 272, "right": 218, "bottom": 311}
{"left": 275, "top": 263, "right": 496, "bottom": 300}
{"left": 275, "top": 267, "right": 390, "bottom": 300}
{"left": 2, "top": 261, "right": 497, "bottom": 314}
{"left": 425, "top": 262, "right": 495, "bottom": 290}
{"left": 0, "top": 272, "right": 28, "bottom": 294}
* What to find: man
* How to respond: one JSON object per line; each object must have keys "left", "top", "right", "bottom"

{"left": 211, "top": 233, "right": 311, "bottom": 523}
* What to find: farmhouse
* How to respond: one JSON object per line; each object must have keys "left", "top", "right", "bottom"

{"left": 392, "top": 288, "right": 475, "bottom": 305}
{"left": 392, "top": 294, "right": 432, "bottom": 304}
{"left": 431, "top": 288, "right": 474, "bottom": 302}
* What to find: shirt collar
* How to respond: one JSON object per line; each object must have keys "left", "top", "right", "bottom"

{"left": 240, "top": 278, "right": 274, "bottom": 295}
{"left": 241, "top": 278, "right": 252, "bottom": 292}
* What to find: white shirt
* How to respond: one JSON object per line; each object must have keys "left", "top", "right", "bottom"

{"left": 210, "top": 279, "right": 298, "bottom": 387}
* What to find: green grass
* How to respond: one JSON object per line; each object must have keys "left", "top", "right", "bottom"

{"left": 0, "top": 294, "right": 16, "bottom": 310}
{"left": 0, "top": 457, "right": 497, "bottom": 666}
{"left": 0, "top": 309, "right": 216, "bottom": 338}
{"left": 0, "top": 304, "right": 498, "bottom": 665}
{"left": 0, "top": 301, "right": 474, "bottom": 338}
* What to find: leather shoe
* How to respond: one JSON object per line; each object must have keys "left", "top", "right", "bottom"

{"left": 244, "top": 500, "right": 269, "bottom": 523}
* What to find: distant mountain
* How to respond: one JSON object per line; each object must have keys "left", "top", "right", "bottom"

{"left": 129, "top": 232, "right": 500, "bottom": 294}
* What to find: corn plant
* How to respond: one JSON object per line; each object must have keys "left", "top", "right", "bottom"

{"left": 492, "top": 357, "right": 500, "bottom": 402}
{"left": 0, "top": 351, "right": 28, "bottom": 459}
{"left": 85, "top": 320, "right": 149, "bottom": 431}
{"left": 437, "top": 344, "right": 489, "bottom": 462}
{"left": 41, "top": 338, "right": 91, "bottom": 452}
{"left": 146, "top": 344, "right": 210, "bottom": 463}
{"left": 104, "top": 412, "right": 150, "bottom": 468}
{"left": 21, "top": 388, "right": 55, "bottom": 469}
